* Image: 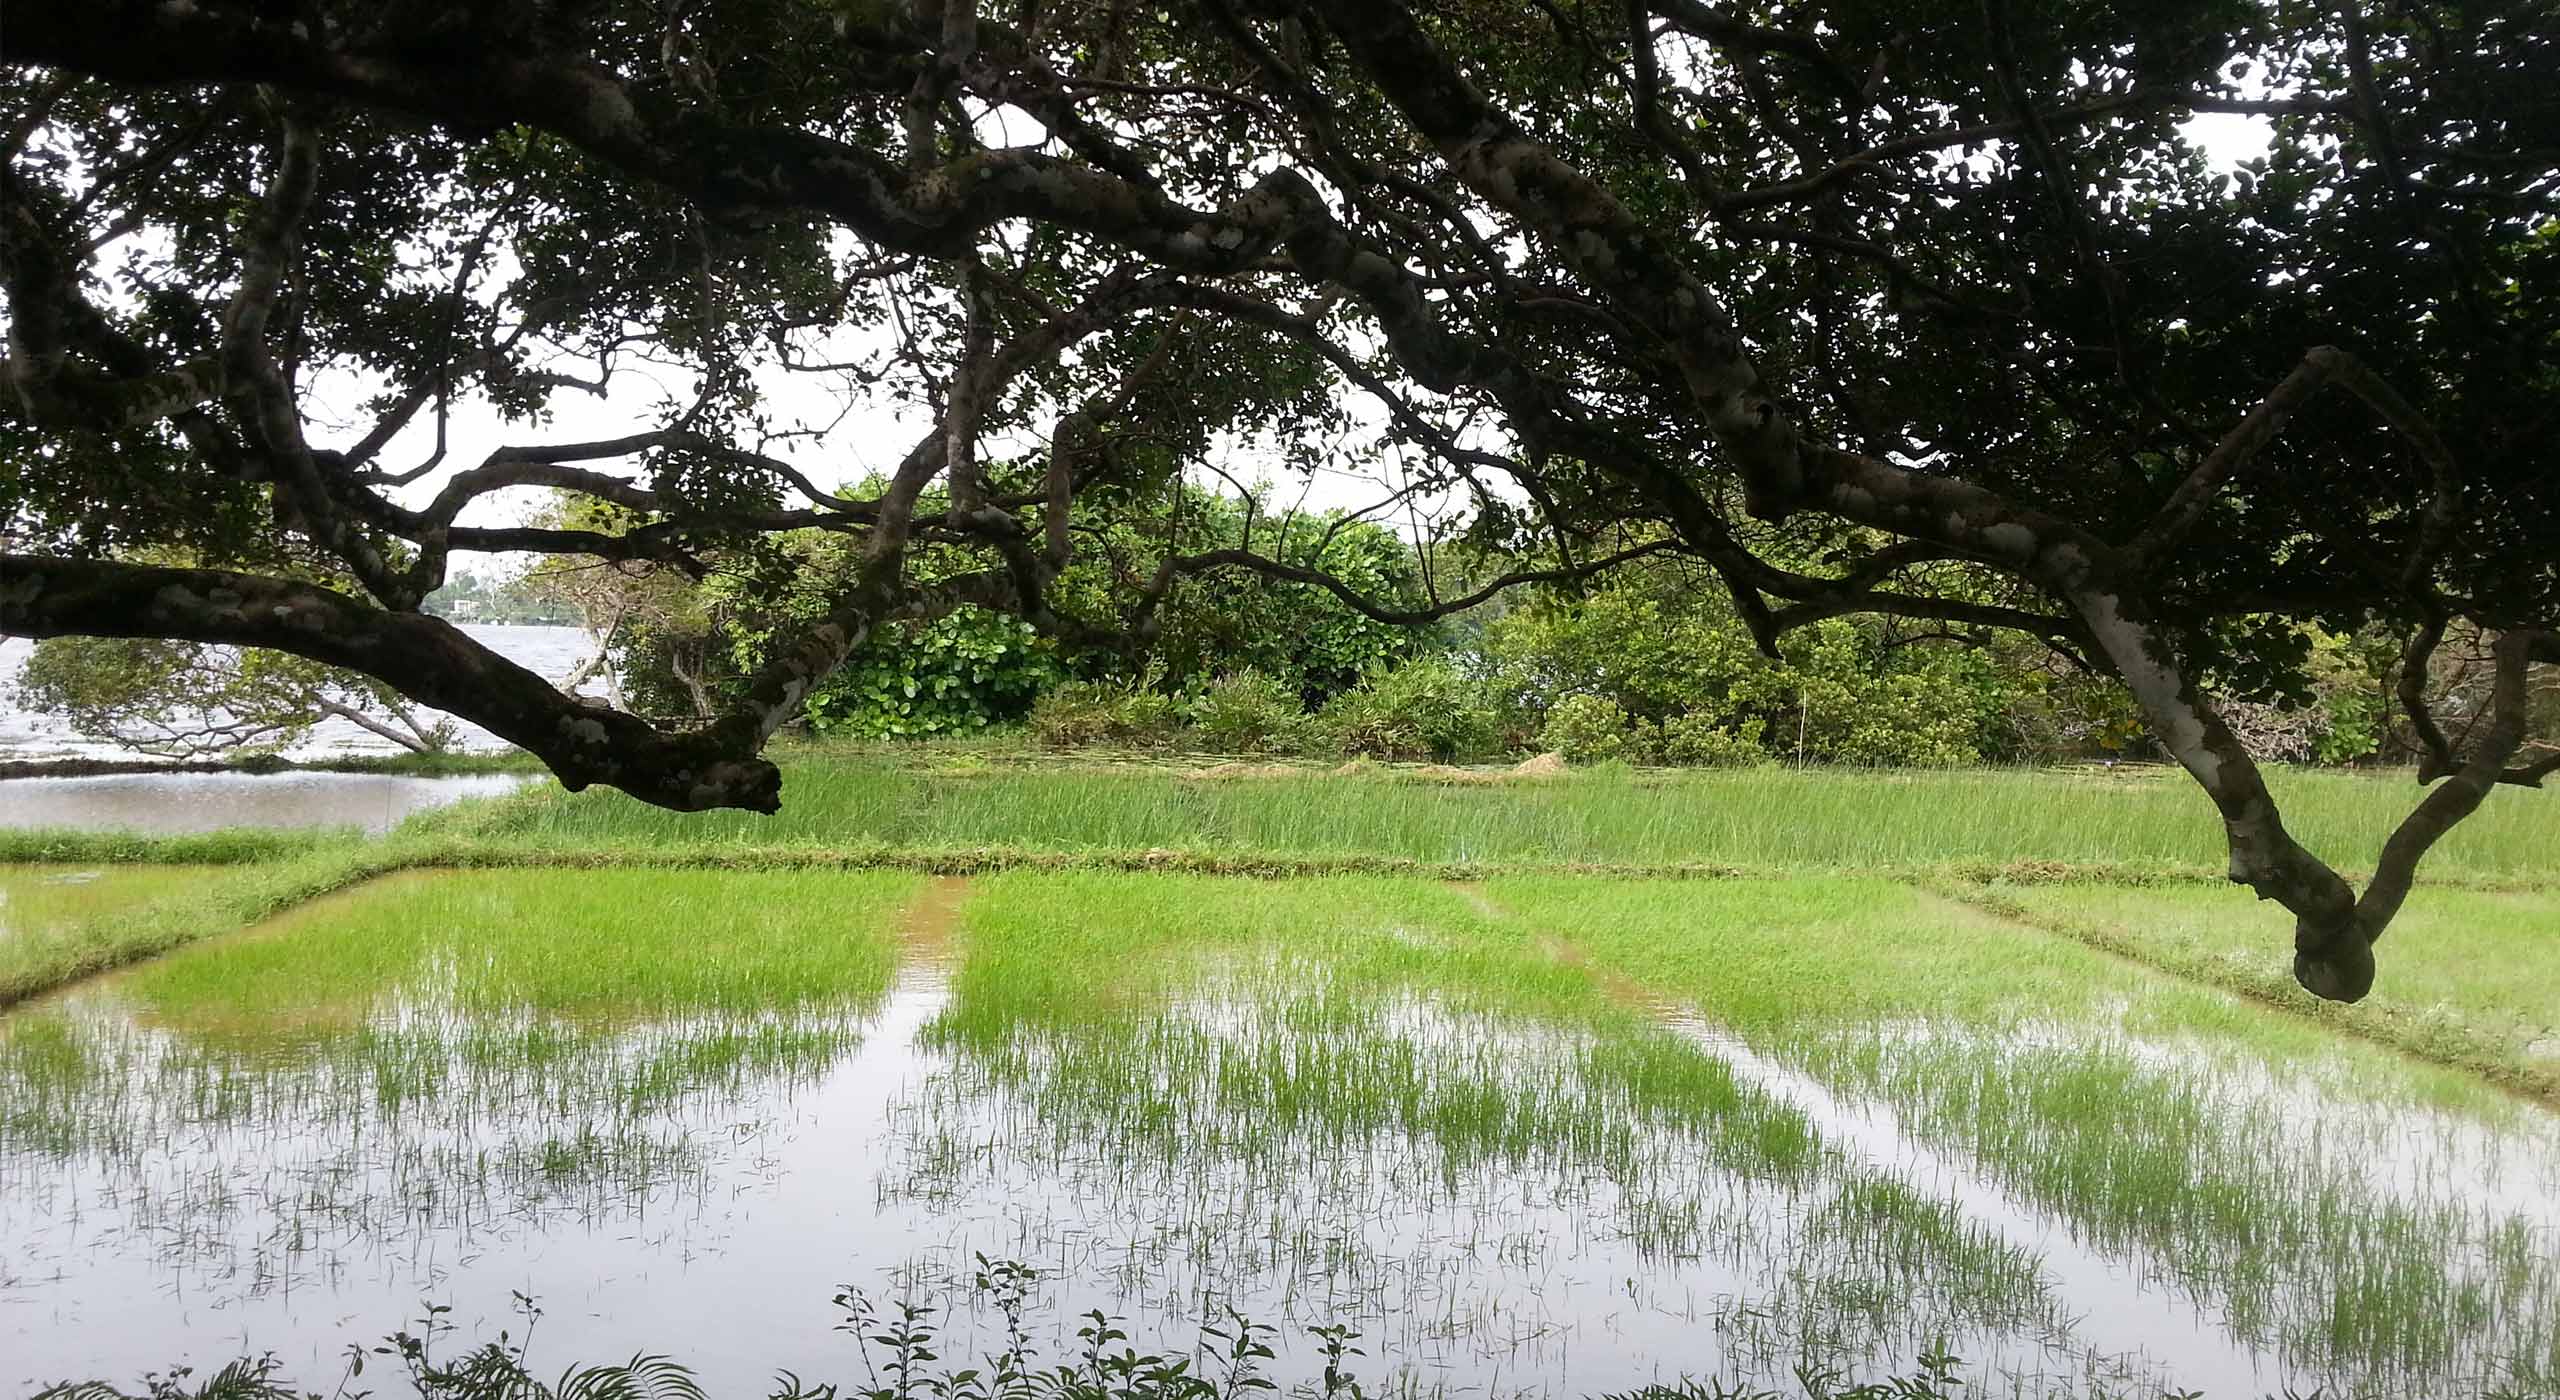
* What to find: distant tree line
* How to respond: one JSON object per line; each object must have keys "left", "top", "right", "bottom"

{"left": 421, "top": 571, "right": 581, "bottom": 628}
{"left": 22, "top": 498, "right": 2545, "bottom": 772}
{"left": 534, "top": 486, "right": 2551, "bottom": 769}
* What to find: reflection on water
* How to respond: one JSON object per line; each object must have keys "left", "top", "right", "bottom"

{"left": 3, "top": 902, "right": 2556, "bottom": 1398}
{"left": 0, "top": 626, "right": 595, "bottom": 763}
{"left": 0, "top": 622, "right": 572, "bottom": 833}
{"left": 0, "top": 770, "right": 530, "bottom": 834}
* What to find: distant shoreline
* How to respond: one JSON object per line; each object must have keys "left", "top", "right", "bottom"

{"left": 0, "top": 752, "right": 543, "bottom": 781}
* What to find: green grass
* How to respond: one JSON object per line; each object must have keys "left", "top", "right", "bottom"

{"left": 488, "top": 755, "right": 2560, "bottom": 879}
{"left": 118, "top": 867, "right": 917, "bottom": 1027}
{"left": 1969, "top": 880, "right": 2560, "bottom": 1101}
{"left": 1480, "top": 875, "right": 2543, "bottom": 1113}
{"left": 0, "top": 846, "right": 402, "bottom": 1009}
{"left": 1, "top": 863, "right": 226, "bottom": 938}
{"left": 1471, "top": 875, "right": 2560, "bottom": 1390}
{"left": 0, "top": 826, "right": 340, "bottom": 864}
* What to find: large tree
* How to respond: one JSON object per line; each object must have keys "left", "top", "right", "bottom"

{"left": 3, "top": 1, "right": 2553, "bottom": 1000}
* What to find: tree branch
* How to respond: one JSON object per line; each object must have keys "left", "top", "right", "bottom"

{"left": 1, "top": 554, "right": 782, "bottom": 811}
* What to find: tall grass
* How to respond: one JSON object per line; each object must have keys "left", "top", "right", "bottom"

{"left": 490, "top": 759, "right": 2560, "bottom": 879}
{"left": 0, "top": 827, "right": 337, "bottom": 864}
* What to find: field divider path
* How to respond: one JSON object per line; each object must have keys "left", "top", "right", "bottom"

{"left": 1914, "top": 873, "right": 2560, "bottom": 1107}
{"left": 1448, "top": 881, "right": 2275, "bottom": 1393}
{"left": 894, "top": 874, "right": 973, "bottom": 977}
{"left": 0, "top": 844, "right": 429, "bottom": 1011}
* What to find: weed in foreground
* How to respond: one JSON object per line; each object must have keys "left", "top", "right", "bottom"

{"left": 30, "top": 1261, "right": 2053, "bottom": 1400}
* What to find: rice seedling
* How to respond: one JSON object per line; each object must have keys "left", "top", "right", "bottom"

{"left": 1965, "top": 882, "right": 2560, "bottom": 1099}
{"left": 1479, "top": 876, "right": 2560, "bottom": 1396}
{"left": 108, "top": 867, "right": 914, "bottom": 1026}
{"left": 484, "top": 757, "right": 2560, "bottom": 881}
{"left": 5, "top": 857, "right": 2556, "bottom": 1398}
{"left": 0, "top": 864, "right": 221, "bottom": 941}
{"left": 1, "top": 868, "right": 925, "bottom": 1391}
{"left": 0, "top": 851, "right": 403, "bottom": 1009}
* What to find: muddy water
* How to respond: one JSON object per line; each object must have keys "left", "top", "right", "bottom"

{"left": 4, "top": 909, "right": 2557, "bottom": 1397}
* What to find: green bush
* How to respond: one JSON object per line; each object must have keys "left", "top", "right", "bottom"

{"left": 1313, "top": 657, "right": 1498, "bottom": 761}
{"left": 1478, "top": 556, "right": 2048, "bottom": 767}
{"left": 1187, "top": 669, "right": 1305, "bottom": 754}
{"left": 1659, "top": 713, "right": 1773, "bottom": 767}
{"left": 801, "top": 607, "right": 1064, "bottom": 740}
{"left": 1028, "top": 673, "right": 1181, "bottom": 749}
{"left": 1537, "top": 694, "right": 1649, "bottom": 763}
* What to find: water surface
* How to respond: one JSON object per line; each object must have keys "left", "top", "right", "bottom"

{"left": 0, "top": 770, "right": 529, "bottom": 835}
{"left": 4, "top": 871, "right": 2554, "bottom": 1398}
{"left": 0, "top": 623, "right": 578, "bottom": 831}
{"left": 0, "top": 626, "right": 593, "bottom": 763}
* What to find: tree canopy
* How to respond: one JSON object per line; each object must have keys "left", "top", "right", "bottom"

{"left": 3, "top": 0, "right": 2555, "bottom": 1000}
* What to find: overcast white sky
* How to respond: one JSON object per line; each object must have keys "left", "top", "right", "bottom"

{"left": 308, "top": 110, "right": 2275, "bottom": 585}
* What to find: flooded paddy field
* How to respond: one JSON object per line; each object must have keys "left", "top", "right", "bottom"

{"left": 0, "top": 866, "right": 222, "bottom": 940}
{"left": 4, "top": 867, "right": 2554, "bottom": 1398}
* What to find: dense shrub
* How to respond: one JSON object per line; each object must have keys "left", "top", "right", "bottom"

{"left": 1187, "top": 669, "right": 1305, "bottom": 754}
{"left": 585, "top": 484, "right": 1439, "bottom": 737}
{"left": 1659, "top": 713, "right": 1772, "bottom": 767}
{"left": 1127, "top": 493, "right": 1441, "bottom": 707}
{"left": 1028, "top": 673, "right": 1181, "bottom": 748}
{"left": 798, "top": 608, "right": 1064, "bottom": 740}
{"left": 1312, "top": 657, "right": 1499, "bottom": 761}
{"left": 1481, "top": 556, "right": 2051, "bottom": 767}
{"left": 1537, "top": 694, "right": 1649, "bottom": 763}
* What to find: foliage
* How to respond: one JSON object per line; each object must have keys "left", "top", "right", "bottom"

{"left": 804, "top": 608, "right": 1065, "bottom": 741}
{"left": 1310, "top": 656, "right": 1500, "bottom": 761}
{"left": 32, "top": 1264, "right": 1992, "bottom": 1400}
{"left": 1537, "top": 693, "right": 1650, "bottom": 764}
{"left": 1657, "top": 714, "right": 1773, "bottom": 769}
{"left": 522, "top": 503, "right": 727, "bottom": 722}
{"left": 1028, "top": 668, "right": 1183, "bottom": 749}
{"left": 14, "top": 636, "right": 456, "bottom": 757}
{"left": 1100, "top": 490, "right": 1439, "bottom": 706}
{"left": 1184, "top": 669, "right": 1305, "bottom": 754}
{"left": 1481, "top": 559, "right": 2045, "bottom": 767}
{"left": 584, "top": 485, "right": 1430, "bottom": 739}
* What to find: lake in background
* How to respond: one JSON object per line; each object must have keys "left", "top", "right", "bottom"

{"left": 0, "top": 624, "right": 593, "bottom": 831}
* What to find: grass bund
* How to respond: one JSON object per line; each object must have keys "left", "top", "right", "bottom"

{"left": 482, "top": 755, "right": 2560, "bottom": 878}
{"left": 4, "top": 754, "right": 2558, "bottom": 1398}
